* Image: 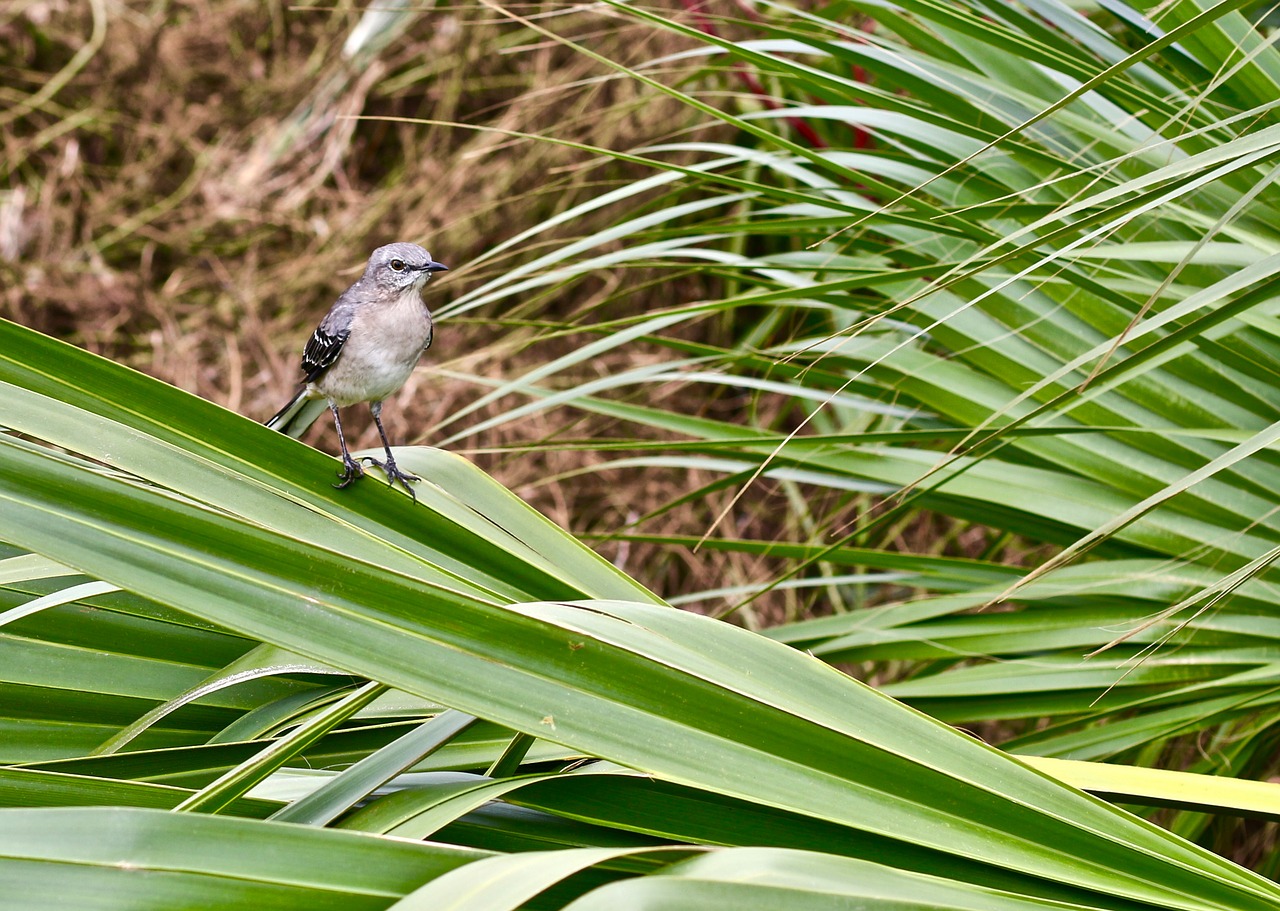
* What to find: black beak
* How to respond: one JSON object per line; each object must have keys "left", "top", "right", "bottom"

{"left": 424, "top": 262, "right": 449, "bottom": 273}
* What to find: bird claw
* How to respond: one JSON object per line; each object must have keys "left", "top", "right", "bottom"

{"left": 359, "top": 455, "right": 421, "bottom": 500}
{"left": 334, "top": 456, "right": 365, "bottom": 489}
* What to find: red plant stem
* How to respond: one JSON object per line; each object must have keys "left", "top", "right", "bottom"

{"left": 679, "top": 0, "right": 828, "bottom": 148}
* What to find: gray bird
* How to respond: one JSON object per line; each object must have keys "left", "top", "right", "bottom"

{"left": 267, "top": 242, "right": 449, "bottom": 496}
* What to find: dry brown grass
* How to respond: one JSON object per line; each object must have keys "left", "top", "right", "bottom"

{"left": 1, "top": 0, "right": 1008, "bottom": 619}
{"left": 0, "top": 0, "right": 819, "bottom": 606}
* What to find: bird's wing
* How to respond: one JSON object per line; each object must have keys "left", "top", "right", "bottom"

{"left": 301, "top": 299, "right": 356, "bottom": 383}
{"left": 423, "top": 318, "right": 433, "bottom": 351}
{"left": 301, "top": 325, "right": 348, "bottom": 383}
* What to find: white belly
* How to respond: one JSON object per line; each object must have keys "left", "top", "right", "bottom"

{"left": 313, "top": 291, "right": 432, "bottom": 407}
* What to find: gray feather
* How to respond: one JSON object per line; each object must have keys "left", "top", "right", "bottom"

{"left": 266, "top": 392, "right": 330, "bottom": 438}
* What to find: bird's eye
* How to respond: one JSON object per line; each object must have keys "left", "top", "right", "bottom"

{"left": 390, "top": 259, "right": 406, "bottom": 272}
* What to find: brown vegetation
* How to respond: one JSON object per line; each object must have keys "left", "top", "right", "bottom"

{"left": 1, "top": 0, "right": 832, "bottom": 610}
{"left": 3, "top": 0, "right": 1028, "bottom": 627}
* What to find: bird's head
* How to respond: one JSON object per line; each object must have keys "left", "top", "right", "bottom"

{"left": 365, "top": 242, "right": 449, "bottom": 292}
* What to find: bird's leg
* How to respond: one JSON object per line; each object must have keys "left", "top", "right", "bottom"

{"left": 330, "top": 403, "right": 365, "bottom": 488}
{"left": 360, "top": 401, "right": 421, "bottom": 499}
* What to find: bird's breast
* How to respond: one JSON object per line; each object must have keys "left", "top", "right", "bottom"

{"left": 314, "top": 291, "right": 433, "bottom": 406}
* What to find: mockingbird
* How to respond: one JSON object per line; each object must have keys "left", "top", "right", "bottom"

{"left": 268, "top": 242, "right": 448, "bottom": 496}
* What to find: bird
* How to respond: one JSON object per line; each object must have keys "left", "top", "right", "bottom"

{"left": 267, "top": 242, "right": 449, "bottom": 497}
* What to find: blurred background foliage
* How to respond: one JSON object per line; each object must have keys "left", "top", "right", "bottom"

{"left": 2, "top": 0, "right": 806, "bottom": 607}
{"left": 7, "top": 0, "right": 1280, "bottom": 897}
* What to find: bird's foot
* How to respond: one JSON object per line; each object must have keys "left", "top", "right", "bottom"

{"left": 334, "top": 455, "right": 365, "bottom": 489}
{"left": 360, "top": 455, "right": 421, "bottom": 500}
